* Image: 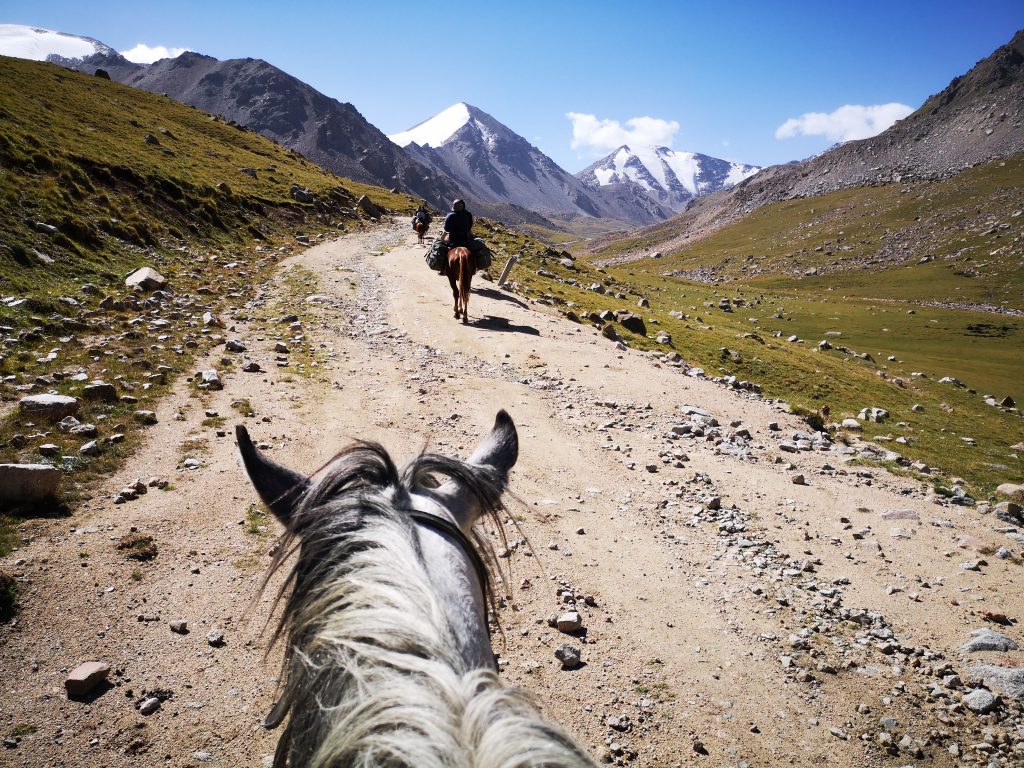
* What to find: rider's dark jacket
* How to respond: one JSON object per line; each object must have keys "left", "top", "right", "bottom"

{"left": 443, "top": 209, "right": 474, "bottom": 247}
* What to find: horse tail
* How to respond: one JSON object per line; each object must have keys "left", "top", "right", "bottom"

{"left": 459, "top": 248, "right": 472, "bottom": 315}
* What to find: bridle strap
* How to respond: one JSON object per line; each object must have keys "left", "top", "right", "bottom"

{"left": 406, "top": 509, "right": 491, "bottom": 617}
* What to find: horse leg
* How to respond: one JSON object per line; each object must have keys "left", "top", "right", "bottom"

{"left": 448, "top": 266, "right": 460, "bottom": 319}
{"left": 460, "top": 254, "right": 472, "bottom": 324}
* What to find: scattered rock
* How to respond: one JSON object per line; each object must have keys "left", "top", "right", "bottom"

{"left": 64, "top": 661, "right": 110, "bottom": 696}
{"left": 961, "top": 628, "right": 1019, "bottom": 654}
{"left": 995, "top": 483, "right": 1024, "bottom": 502}
{"left": 169, "top": 620, "right": 189, "bottom": 634}
{"left": 125, "top": 267, "right": 167, "bottom": 291}
{"left": 554, "top": 643, "right": 582, "bottom": 670}
{"left": 138, "top": 696, "right": 161, "bottom": 715}
{"left": 133, "top": 410, "right": 158, "bottom": 425}
{"left": 961, "top": 688, "right": 998, "bottom": 714}
{"left": 356, "top": 195, "right": 382, "bottom": 218}
{"left": 0, "top": 464, "right": 62, "bottom": 504}
{"left": 19, "top": 394, "right": 79, "bottom": 420}
{"left": 967, "top": 665, "right": 1024, "bottom": 701}
{"left": 206, "top": 629, "right": 226, "bottom": 647}
{"left": 556, "top": 612, "right": 583, "bottom": 633}
{"left": 81, "top": 381, "right": 118, "bottom": 403}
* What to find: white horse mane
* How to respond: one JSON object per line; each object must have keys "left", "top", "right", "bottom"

{"left": 260, "top": 442, "right": 596, "bottom": 768}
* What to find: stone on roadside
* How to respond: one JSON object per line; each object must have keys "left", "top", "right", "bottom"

{"left": 993, "top": 501, "right": 1023, "bottom": 526}
{"left": 197, "top": 370, "right": 223, "bottom": 391}
{"left": 555, "top": 643, "right": 582, "bottom": 670}
{"left": 138, "top": 696, "right": 161, "bottom": 715}
{"left": 960, "top": 628, "right": 1019, "bottom": 654}
{"left": 356, "top": 195, "right": 382, "bottom": 218}
{"left": 962, "top": 688, "right": 997, "bottom": 714}
{"left": 19, "top": 394, "right": 79, "bottom": 420}
{"left": 0, "top": 464, "right": 62, "bottom": 504}
{"left": 206, "top": 629, "right": 226, "bottom": 647}
{"left": 169, "top": 619, "right": 189, "bottom": 634}
{"left": 134, "top": 410, "right": 158, "bottom": 425}
{"left": 64, "top": 661, "right": 110, "bottom": 696}
{"left": 995, "top": 483, "right": 1024, "bottom": 502}
{"left": 79, "top": 440, "right": 100, "bottom": 457}
{"left": 967, "top": 665, "right": 1024, "bottom": 701}
{"left": 556, "top": 611, "right": 583, "bottom": 633}
{"left": 791, "top": 474, "right": 807, "bottom": 486}
{"left": 225, "top": 339, "right": 246, "bottom": 352}
{"left": 617, "top": 312, "right": 647, "bottom": 335}
{"left": 125, "top": 267, "right": 167, "bottom": 291}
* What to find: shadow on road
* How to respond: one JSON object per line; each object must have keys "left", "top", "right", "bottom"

{"left": 473, "top": 315, "right": 540, "bottom": 335}
{"left": 473, "top": 286, "right": 530, "bottom": 310}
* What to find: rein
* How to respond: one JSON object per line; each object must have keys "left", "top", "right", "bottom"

{"left": 406, "top": 509, "right": 491, "bottom": 620}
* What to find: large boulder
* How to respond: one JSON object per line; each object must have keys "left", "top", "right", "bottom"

{"left": 356, "top": 195, "right": 382, "bottom": 218}
{"left": 616, "top": 312, "right": 647, "bottom": 335}
{"left": 19, "top": 394, "right": 79, "bottom": 420}
{"left": 125, "top": 267, "right": 167, "bottom": 291}
{"left": 968, "top": 665, "right": 1024, "bottom": 701}
{"left": 996, "top": 483, "right": 1024, "bottom": 502}
{"left": 81, "top": 381, "right": 118, "bottom": 403}
{"left": 0, "top": 464, "right": 62, "bottom": 505}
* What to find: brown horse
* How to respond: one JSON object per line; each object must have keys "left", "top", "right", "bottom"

{"left": 447, "top": 246, "right": 475, "bottom": 323}
{"left": 414, "top": 218, "right": 428, "bottom": 245}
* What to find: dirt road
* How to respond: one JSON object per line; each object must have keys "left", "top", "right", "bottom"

{"left": 2, "top": 222, "right": 1021, "bottom": 766}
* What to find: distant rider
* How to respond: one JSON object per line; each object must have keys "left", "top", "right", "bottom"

{"left": 412, "top": 205, "right": 432, "bottom": 229}
{"left": 443, "top": 199, "right": 473, "bottom": 248}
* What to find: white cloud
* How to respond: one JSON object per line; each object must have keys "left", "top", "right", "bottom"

{"left": 775, "top": 103, "right": 913, "bottom": 143}
{"left": 120, "top": 43, "right": 190, "bottom": 64}
{"left": 567, "top": 112, "right": 680, "bottom": 153}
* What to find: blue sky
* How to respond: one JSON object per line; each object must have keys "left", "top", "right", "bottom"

{"left": 3, "top": 1, "right": 1022, "bottom": 171}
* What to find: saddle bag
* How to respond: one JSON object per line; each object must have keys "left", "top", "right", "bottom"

{"left": 469, "top": 238, "right": 492, "bottom": 270}
{"left": 425, "top": 239, "right": 449, "bottom": 272}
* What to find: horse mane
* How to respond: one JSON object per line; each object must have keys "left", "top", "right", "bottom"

{"left": 259, "top": 442, "right": 596, "bottom": 768}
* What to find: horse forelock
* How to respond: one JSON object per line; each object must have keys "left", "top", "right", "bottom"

{"left": 257, "top": 442, "right": 593, "bottom": 768}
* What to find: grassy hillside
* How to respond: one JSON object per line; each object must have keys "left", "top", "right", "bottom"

{"left": 590, "top": 156, "right": 1024, "bottom": 308}
{"left": 0, "top": 55, "right": 416, "bottom": 530}
{"left": 494, "top": 199, "right": 1024, "bottom": 498}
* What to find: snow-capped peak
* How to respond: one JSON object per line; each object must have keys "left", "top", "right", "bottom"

{"left": 580, "top": 144, "right": 761, "bottom": 213}
{"left": 388, "top": 103, "right": 475, "bottom": 148}
{"left": 0, "top": 23, "right": 116, "bottom": 62}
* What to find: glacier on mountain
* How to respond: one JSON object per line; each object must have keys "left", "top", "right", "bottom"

{"left": 0, "top": 24, "right": 116, "bottom": 62}
{"left": 579, "top": 145, "right": 760, "bottom": 212}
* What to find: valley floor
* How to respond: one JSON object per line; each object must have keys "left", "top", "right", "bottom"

{"left": 1, "top": 221, "right": 1022, "bottom": 767}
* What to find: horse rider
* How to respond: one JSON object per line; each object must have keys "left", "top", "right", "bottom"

{"left": 443, "top": 199, "right": 474, "bottom": 248}
{"left": 412, "top": 204, "right": 432, "bottom": 229}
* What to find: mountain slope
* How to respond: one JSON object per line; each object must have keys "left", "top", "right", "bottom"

{"left": 392, "top": 103, "right": 667, "bottom": 226}
{"left": 0, "top": 25, "right": 461, "bottom": 210}
{"left": 577, "top": 144, "right": 759, "bottom": 212}
{"left": 590, "top": 28, "right": 1024, "bottom": 259}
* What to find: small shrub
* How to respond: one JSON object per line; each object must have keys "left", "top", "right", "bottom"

{"left": 0, "top": 570, "right": 18, "bottom": 620}
{"left": 117, "top": 533, "right": 157, "bottom": 561}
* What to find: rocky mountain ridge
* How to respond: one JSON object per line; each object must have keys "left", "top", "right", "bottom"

{"left": 599, "top": 29, "right": 1024, "bottom": 256}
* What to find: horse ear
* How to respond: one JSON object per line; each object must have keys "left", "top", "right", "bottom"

{"left": 236, "top": 425, "right": 310, "bottom": 524}
{"left": 467, "top": 409, "right": 518, "bottom": 475}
